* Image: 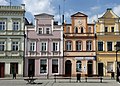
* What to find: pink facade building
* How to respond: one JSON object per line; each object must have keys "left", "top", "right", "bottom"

{"left": 25, "top": 13, "right": 63, "bottom": 77}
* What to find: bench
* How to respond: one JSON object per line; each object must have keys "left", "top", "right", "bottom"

{"left": 85, "top": 74, "right": 103, "bottom": 83}
{"left": 24, "top": 77, "right": 37, "bottom": 84}
{"left": 54, "top": 74, "right": 71, "bottom": 83}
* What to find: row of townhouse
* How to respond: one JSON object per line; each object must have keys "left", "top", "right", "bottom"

{"left": 0, "top": 5, "right": 120, "bottom": 78}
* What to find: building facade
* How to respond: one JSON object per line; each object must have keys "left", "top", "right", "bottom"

{"left": 64, "top": 12, "right": 96, "bottom": 76}
{"left": 96, "top": 8, "right": 120, "bottom": 77}
{"left": 0, "top": 5, "right": 25, "bottom": 77}
{"left": 25, "top": 13, "right": 63, "bottom": 77}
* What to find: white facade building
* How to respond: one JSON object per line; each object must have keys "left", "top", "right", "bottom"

{"left": 0, "top": 4, "right": 25, "bottom": 77}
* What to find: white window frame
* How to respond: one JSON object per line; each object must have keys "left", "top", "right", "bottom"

{"left": 12, "top": 21, "right": 19, "bottom": 30}
{"left": 12, "top": 41, "right": 19, "bottom": 51}
{"left": 0, "top": 21, "right": 6, "bottom": 30}
{"left": 46, "top": 27, "right": 50, "bottom": 34}
{"left": 38, "top": 27, "right": 43, "bottom": 34}
{"left": 66, "top": 41, "right": 72, "bottom": 51}
{"left": 53, "top": 41, "right": 59, "bottom": 51}
{"left": 107, "top": 62, "right": 113, "bottom": 72}
{"left": 86, "top": 41, "right": 92, "bottom": 51}
{"left": 41, "top": 41, "right": 47, "bottom": 51}
{"left": 52, "top": 59, "right": 59, "bottom": 74}
{"left": 29, "top": 42, "right": 36, "bottom": 51}
{"left": 76, "top": 41, "right": 82, "bottom": 51}
{"left": 40, "top": 59, "right": 48, "bottom": 75}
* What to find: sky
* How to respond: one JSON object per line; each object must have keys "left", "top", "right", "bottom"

{"left": 1, "top": 0, "right": 120, "bottom": 24}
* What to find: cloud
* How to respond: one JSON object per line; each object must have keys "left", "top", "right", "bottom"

{"left": 0, "top": 0, "right": 9, "bottom": 5}
{"left": 22, "top": 0, "right": 55, "bottom": 15}
{"left": 91, "top": 6, "right": 100, "bottom": 11}
{"left": 113, "top": 5, "right": 120, "bottom": 17}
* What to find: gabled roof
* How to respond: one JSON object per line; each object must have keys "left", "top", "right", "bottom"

{"left": 99, "top": 8, "right": 119, "bottom": 19}
{"left": 34, "top": 13, "right": 54, "bottom": 17}
{"left": 71, "top": 12, "right": 88, "bottom": 17}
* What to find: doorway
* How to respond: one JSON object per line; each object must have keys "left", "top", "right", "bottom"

{"left": 65, "top": 60, "right": 72, "bottom": 76}
{"left": 28, "top": 59, "right": 35, "bottom": 77}
{"left": 98, "top": 63, "right": 103, "bottom": 76}
{"left": 0, "top": 63, "right": 5, "bottom": 78}
{"left": 87, "top": 60, "right": 93, "bottom": 76}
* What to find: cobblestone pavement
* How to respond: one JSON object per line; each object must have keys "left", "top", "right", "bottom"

{"left": 0, "top": 78, "right": 119, "bottom": 86}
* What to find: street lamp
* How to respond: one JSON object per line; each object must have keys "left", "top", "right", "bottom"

{"left": 114, "top": 43, "right": 120, "bottom": 82}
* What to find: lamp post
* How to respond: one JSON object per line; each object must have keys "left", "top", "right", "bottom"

{"left": 114, "top": 43, "right": 120, "bottom": 82}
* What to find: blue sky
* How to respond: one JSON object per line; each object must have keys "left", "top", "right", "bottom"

{"left": 1, "top": 0, "right": 120, "bottom": 24}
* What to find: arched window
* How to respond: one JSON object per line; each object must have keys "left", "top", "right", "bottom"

{"left": 76, "top": 61, "right": 82, "bottom": 72}
{"left": 88, "top": 27, "right": 91, "bottom": 33}
{"left": 66, "top": 27, "right": 70, "bottom": 33}
{"left": 81, "top": 27, "right": 84, "bottom": 33}
{"left": 74, "top": 27, "right": 78, "bottom": 33}
{"left": 76, "top": 41, "right": 82, "bottom": 51}
{"left": 66, "top": 41, "right": 72, "bottom": 51}
{"left": 86, "top": 41, "right": 92, "bottom": 51}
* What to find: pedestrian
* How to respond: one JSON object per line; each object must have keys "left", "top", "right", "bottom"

{"left": 13, "top": 71, "right": 16, "bottom": 79}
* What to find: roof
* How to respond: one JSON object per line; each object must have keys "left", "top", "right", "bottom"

{"left": 99, "top": 8, "right": 119, "bottom": 19}
{"left": 71, "top": 12, "right": 88, "bottom": 17}
{"left": 34, "top": 13, "right": 54, "bottom": 17}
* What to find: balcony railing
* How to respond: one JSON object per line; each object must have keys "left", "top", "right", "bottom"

{"left": 64, "top": 33, "right": 95, "bottom": 37}
{"left": 96, "top": 32, "right": 120, "bottom": 36}
{"left": 0, "top": 6, "right": 24, "bottom": 11}
{"left": 0, "top": 30, "right": 24, "bottom": 35}
{"left": 0, "top": 50, "right": 24, "bottom": 57}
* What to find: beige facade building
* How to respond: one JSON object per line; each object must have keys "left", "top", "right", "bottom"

{"left": 96, "top": 8, "right": 120, "bottom": 77}
{"left": 64, "top": 12, "right": 96, "bottom": 76}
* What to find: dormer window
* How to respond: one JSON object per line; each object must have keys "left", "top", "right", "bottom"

{"left": 38, "top": 28, "right": 43, "bottom": 34}
{"left": 74, "top": 27, "right": 78, "bottom": 33}
{"left": 111, "top": 27, "right": 114, "bottom": 32}
{"left": 46, "top": 28, "right": 50, "bottom": 34}
{"left": 105, "top": 27, "right": 108, "bottom": 32}
{"left": 81, "top": 27, "right": 84, "bottom": 33}
{"left": 88, "top": 27, "right": 91, "bottom": 33}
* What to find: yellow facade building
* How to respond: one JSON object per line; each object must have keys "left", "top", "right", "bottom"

{"left": 96, "top": 8, "right": 120, "bottom": 77}
{"left": 64, "top": 12, "right": 96, "bottom": 76}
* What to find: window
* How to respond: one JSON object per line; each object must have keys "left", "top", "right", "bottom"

{"left": 10, "top": 63, "right": 18, "bottom": 74}
{"left": 107, "top": 42, "right": 112, "bottom": 51}
{"left": 81, "top": 27, "right": 84, "bottom": 33}
{"left": 0, "top": 21, "right": 5, "bottom": 30}
{"left": 53, "top": 42, "right": 58, "bottom": 51}
{"left": 13, "top": 21, "right": 19, "bottom": 30}
{"left": 116, "top": 42, "right": 120, "bottom": 50}
{"left": 12, "top": 42, "right": 18, "bottom": 51}
{"left": 40, "top": 59, "right": 47, "bottom": 73}
{"left": 0, "top": 42, "right": 5, "bottom": 51}
{"left": 41, "top": 42, "right": 47, "bottom": 51}
{"left": 105, "top": 27, "right": 108, "bottom": 32}
{"left": 98, "top": 42, "right": 103, "bottom": 51}
{"left": 88, "top": 27, "right": 91, "bottom": 33}
{"left": 76, "top": 61, "right": 82, "bottom": 72}
{"left": 30, "top": 42, "right": 35, "bottom": 51}
{"left": 86, "top": 41, "right": 92, "bottom": 51}
{"left": 107, "top": 62, "right": 113, "bottom": 72}
{"left": 38, "top": 28, "right": 43, "bottom": 34}
{"left": 66, "top": 27, "right": 70, "bottom": 33}
{"left": 74, "top": 27, "right": 78, "bottom": 33}
{"left": 46, "top": 28, "right": 50, "bottom": 34}
{"left": 52, "top": 59, "right": 58, "bottom": 73}
{"left": 111, "top": 27, "right": 114, "bottom": 32}
{"left": 76, "top": 41, "right": 82, "bottom": 51}
{"left": 66, "top": 41, "right": 72, "bottom": 51}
